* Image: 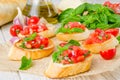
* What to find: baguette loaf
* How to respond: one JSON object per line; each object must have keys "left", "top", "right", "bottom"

{"left": 0, "top": 0, "right": 26, "bottom": 26}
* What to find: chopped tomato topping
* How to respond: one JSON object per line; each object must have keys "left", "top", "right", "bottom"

{"left": 64, "top": 22, "right": 86, "bottom": 30}
{"left": 85, "top": 29, "right": 111, "bottom": 44}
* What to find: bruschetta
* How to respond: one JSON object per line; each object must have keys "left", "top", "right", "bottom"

{"left": 18, "top": 17, "right": 56, "bottom": 38}
{"left": 45, "top": 40, "right": 93, "bottom": 78}
{"left": 56, "top": 22, "right": 90, "bottom": 41}
{"left": 8, "top": 33, "right": 54, "bottom": 60}
{"left": 82, "top": 29, "right": 119, "bottom": 53}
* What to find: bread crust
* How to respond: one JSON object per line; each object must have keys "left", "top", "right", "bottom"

{"left": 56, "top": 28, "right": 90, "bottom": 41}
{"left": 0, "top": 0, "right": 26, "bottom": 26}
{"left": 82, "top": 35, "right": 119, "bottom": 53}
{"left": 45, "top": 55, "right": 93, "bottom": 78}
{"left": 8, "top": 40, "right": 54, "bottom": 60}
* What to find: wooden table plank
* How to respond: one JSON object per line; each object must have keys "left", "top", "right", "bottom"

{"left": 0, "top": 28, "right": 5, "bottom": 43}
{"left": 0, "top": 71, "right": 20, "bottom": 80}
{"left": 1, "top": 23, "right": 12, "bottom": 42}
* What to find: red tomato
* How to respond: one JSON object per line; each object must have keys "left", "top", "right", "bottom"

{"left": 64, "top": 22, "right": 85, "bottom": 30}
{"left": 77, "top": 55, "right": 85, "bottom": 62}
{"left": 37, "top": 23, "right": 48, "bottom": 32}
{"left": 61, "top": 60, "right": 70, "bottom": 64}
{"left": 30, "top": 25, "right": 39, "bottom": 32}
{"left": 100, "top": 48, "right": 116, "bottom": 60}
{"left": 103, "top": 1, "right": 111, "bottom": 6}
{"left": 59, "top": 42, "right": 67, "bottom": 47}
{"left": 62, "top": 50, "right": 72, "bottom": 57}
{"left": 27, "top": 16, "right": 39, "bottom": 25}
{"left": 10, "top": 25, "right": 23, "bottom": 36}
{"left": 70, "top": 56, "right": 78, "bottom": 63}
{"left": 105, "top": 28, "right": 119, "bottom": 37}
{"left": 41, "top": 37, "right": 49, "bottom": 47}
{"left": 103, "top": 1, "right": 120, "bottom": 14}
{"left": 25, "top": 42, "right": 32, "bottom": 49}
{"left": 20, "top": 27, "right": 32, "bottom": 35}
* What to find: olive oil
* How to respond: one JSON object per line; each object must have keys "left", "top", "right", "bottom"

{"left": 22, "top": 0, "right": 58, "bottom": 24}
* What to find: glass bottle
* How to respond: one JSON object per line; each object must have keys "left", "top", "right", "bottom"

{"left": 22, "top": 0, "right": 58, "bottom": 24}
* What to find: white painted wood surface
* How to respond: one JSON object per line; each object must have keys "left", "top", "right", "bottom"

{"left": 0, "top": 0, "right": 120, "bottom": 80}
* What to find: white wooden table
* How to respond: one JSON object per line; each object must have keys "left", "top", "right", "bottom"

{"left": 0, "top": 0, "right": 120, "bottom": 80}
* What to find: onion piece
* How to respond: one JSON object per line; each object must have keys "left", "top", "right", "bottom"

{"left": 10, "top": 37, "right": 20, "bottom": 44}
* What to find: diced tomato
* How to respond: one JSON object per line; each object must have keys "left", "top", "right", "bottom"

{"left": 25, "top": 43, "right": 32, "bottom": 49}
{"left": 105, "top": 28, "right": 119, "bottom": 37}
{"left": 59, "top": 42, "right": 67, "bottom": 47}
{"left": 85, "top": 29, "right": 111, "bottom": 44}
{"left": 40, "top": 37, "right": 49, "bottom": 47}
{"left": 30, "top": 25, "right": 39, "bottom": 32}
{"left": 62, "top": 50, "right": 72, "bottom": 57}
{"left": 100, "top": 48, "right": 116, "bottom": 60}
{"left": 103, "top": 1, "right": 120, "bottom": 14}
{"left": 77, "top": 55, "right": 85, "bottom": 62}
{"left": 37, "top": 23, "right": 48, "bottom": 32}
{"left": 20, "top": 27, "right": 32, "bottom": 35}
{"left": 27, "top": 16, "right": 39, "bottom": 25}
{"left": 103, "top": 1, "right": 111, "bottom": 6}
{"left": 70, "top": 56, "right": 78, "bottom": 63}
{"left": 61, "top": 60, "right": 70, "bottom": 64}
{"left": 64, "top": 22, "right": 85, "bottom": 30}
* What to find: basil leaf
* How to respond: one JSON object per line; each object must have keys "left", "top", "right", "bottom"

{"left": 70, "top": 28, "right": 84, "bottom": 33}
{"left": 19, "top": 56, "right": 32, "bottom": 70}
{"left": 58, "top": 8, "right": 74, "bottom": 22}
{"left": 19, "top": 42, "right": 26, "bottom": 48}
{"left": 24, "top": 32, "right": 37, "bottom": 41}
{"left": 117, "top": 36, "right": 120, "bottom": 44}
{"left": 68, "top": 40, "right": 80, "bottom": 46}
{"left": 52, "top": 51, "right": 62, "bottom": 62}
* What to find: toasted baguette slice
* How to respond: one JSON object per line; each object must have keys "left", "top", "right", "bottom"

{"left": 8, "top": 40, "right": 54, "bottom": 60}
{"left": 56, "top": 28, "right": 90, "bottom": 41}
{"left": 45, "top": 55, "right": 93, "bottom": 78}
{"left": 18, "top": 24, "right": 56, "bottom": 39}
{"left": 38, "top": 24, "right": 56, "bottom": 38}
{"left": 82, "top": 35, "right": 119, "bottom": 53}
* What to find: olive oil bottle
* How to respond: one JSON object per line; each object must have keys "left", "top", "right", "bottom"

{"left": 22, "top": 0, "right": 58, "bottom": 24}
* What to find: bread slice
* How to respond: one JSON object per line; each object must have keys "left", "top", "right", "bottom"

{"left": 8, "top": 40, "right": 54, "bottom": 60}
{"left": 38, "top": 24, "right": 56, "bottom": 38}
{"left": 45, "top": 55, "right": 93, "bottom": 78}
{"left": 18, "top": 24, "right": 56, "bottom": 39}
{"left": 82, "top": 35, "right": 119, "bottom": 53}
{"left": 56, "top": 28, "right": 90, "bottom": 41}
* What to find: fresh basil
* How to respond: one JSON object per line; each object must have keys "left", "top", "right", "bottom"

{"left": 58, "top": 3, "right": 120, "bottom": 30}
{"left": 117, "top": 36, "right": 120, "bottom": 44}
{"left": 19, "top": 56, "right": 32, "bottom": 70}
{"left": 24, "top": 32, "right": 37, "bottom": 41}
{"left": 52, "top": 40, "right": 80, "bottom": 62}
{"left": 57, "top": 27, "right": 84, "bottom": 33}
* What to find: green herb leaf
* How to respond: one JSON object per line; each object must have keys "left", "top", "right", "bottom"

{"left": 117, "top": 36, "right": 120, "bottom": 44}
{"left": 70, "top": 28, "right": 84, "bottom": 33}
{"left": 68, "top": 40, "right": 80, "bottom": 46}
{"left": 58, "top": 8, "right": 74, "bottom": 22}
{"left": 52, "top": 51, "right": 62, "bottom": 62}
{"left": 19, "top": 56, "right": 32, "bottom": 70}
{"left": 24, "top": 32, "right": 37, "bottom": 41}
{"left": 19, "top": 42, "right": 26, "bottom": 48}
{"left": 58, "top": 3, "right": 120, "bottom": 30}
{"left": 57, "top": 27, "right": 84, "bottom": 34}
